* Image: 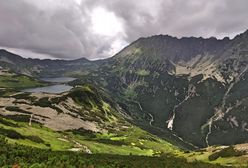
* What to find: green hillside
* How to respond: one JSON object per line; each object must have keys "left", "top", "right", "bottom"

{"left": 1, "top": 30, "right": 248, "bottom": 167}
{"left": 0, "top": 135, "right": 227, "bottom": 168}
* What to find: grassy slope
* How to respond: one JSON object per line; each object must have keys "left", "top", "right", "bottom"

{"left": 0, "top": 73, "right": 243, "bottom": 167}
{"left": 0, "top": 74, "right": 45, "bottom": 89}
{"left": 182, "top": 147, "right": 248, "bottom": 167}
{"left": 0, "top": 117, "right": 236, "bottom": 167}
{"left": 0, "top": 117, "right": 178, "bottom": 156}
{"left": 0, "top": 137, "right": 226, "bottom": 168}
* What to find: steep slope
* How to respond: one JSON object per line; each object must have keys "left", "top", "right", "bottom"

{"left": 1, "top": 30, "right": 248, "bottom": 149}
{"left": 201, "top": 30, "right": 248, "bottom": 146}
{"left": 72, "top": 30, "right": 248, "bottom": 148}
{"left": 0, "top": 80, "right": 180, "bottom": 157}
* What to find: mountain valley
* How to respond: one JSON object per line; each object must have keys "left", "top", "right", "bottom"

{"left": 1, "top": 30, "right": 248, "bottom": 167}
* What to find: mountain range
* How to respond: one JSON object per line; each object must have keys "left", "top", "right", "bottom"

{"left": 1, "top": 29, "right": 248, "bottom": 166}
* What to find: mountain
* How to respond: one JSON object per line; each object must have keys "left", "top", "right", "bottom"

{"left": 0, "top": 49, "right": 96, "bottom": 77}
{"left": 0, "top": 80, "right": 181, "bottom": 157}
{"left": 1, "top": 30, "right": 248, "bottom": 166}
{"left": 1, "top": 70, "right": 226, "bottom": 167}
{"left": 0, "top": 73, "right": 229, "bottom": 167}
{"left": 71, "top": 30, "right": 248, "bottom": 148}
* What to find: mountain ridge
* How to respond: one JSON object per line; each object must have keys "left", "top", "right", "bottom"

{"left": 1, "top": 29, "right": 248, "bottom": 149}
{"left": 70, "top": 29, "right": 248, "bottom": 148}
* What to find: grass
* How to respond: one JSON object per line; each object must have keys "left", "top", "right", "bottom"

{"left": 0, "top": 74, "right": 45, "bottom": 89}
{"left": 0, "top": 82, "right": 243, "bottom": 167}
{"left": 1, "top": 84, "right": 162, "bottom": 155}
{"left": 136, "top": 69, "right": 150, "bottom": 76}
{"left": 71, "top": 126, "right": 180, "bottom": 156}
{"left": 0, "top": 117, "right": 179, "bottom": 156}
{"left": 0, "top": 108, "right": 239, "bottom": 167}
{"left": 0, "top": 138, "right": 226, "bottom": 168}
{"left": 182, "top": 146, "right": 248, "bottom": 167}
{"left": 0, "top": 119, "right": 73, "bottom": 150}
{"left": 68, "top": 127, "right": 179, "bottom": 156}
{"left": 76, "top": 138, "right": 154, "bottom": 156}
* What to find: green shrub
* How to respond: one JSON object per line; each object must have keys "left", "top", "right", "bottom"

{"left": 26, "top": 135, "right": 45, "bottom": 144}
{"left": 6, "top": 106, "right": 32, "bottom": 114}
{"left": 0, "top": 127, "right": 24, "bottom": 139}
{"left": 208, "top": 146, "right": 245, "bottom": 161}
{"left": 0, "top": 136, "right": 225, "bottom": 168}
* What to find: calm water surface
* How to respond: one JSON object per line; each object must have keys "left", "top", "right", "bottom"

{"left": 23, "top": 84, "right": 73, "bottom": 94}
{"left": 39, "top": 77, "right": 76, "bottom": 83}
{"left": 22, "top": 77, "right": 76, "bottom": 94}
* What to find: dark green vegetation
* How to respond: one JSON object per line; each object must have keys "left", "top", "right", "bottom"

{"left": 0, "top": 74, "right": 45, "bottom": 89}
{"left": 1, "top": 30, "right": 248, "bottom": 167}
{"left": 0, "top": 136, "right": 226, "bottom": 168}
{"left": 34, "top": 97, "right": 63, "bottom": 113}
{"left": 208, "top": 146, "right": 245, "bottom": 161}
{"left": 0, "top": 81, "right": 230, "bottom": 166}
{"left": 0, "top": 127, "right": 44, "bottom": 144}
{"left": 5, "top": 106, "right": 31, "bottom": 114}
{"left": 0, "top": 49, "right": 96, "bottom": 77}
{"left": 0, "top": 113, "right": 177, "bottom": 155}
{"left": 0, "top": 85, "right": 184, "bottom": 159}
{"left": 69, "top": 31, "right": 248, "bottom": 148}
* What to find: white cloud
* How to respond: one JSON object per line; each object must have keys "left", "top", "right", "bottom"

{"left": 91, "top": 7, "right": 124, "bottom": 37}
{"left": 109, "top": 39, "right": 127, "bottom": 56}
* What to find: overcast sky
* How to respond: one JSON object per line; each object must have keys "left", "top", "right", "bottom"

{"left": 0, "top": 0, "right": 248, "bottom": 60}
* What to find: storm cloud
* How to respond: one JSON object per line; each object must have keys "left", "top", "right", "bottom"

{"left": 0, "top": 0, "right": 248, "bottom": 59}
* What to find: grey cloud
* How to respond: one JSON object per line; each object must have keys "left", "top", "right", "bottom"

{"left": 98, "top": 0, "right": 248, "bottom": 39}
{"left": 0, "top": 0, "right": 88, "bottom": 59}
{"left": 0, "top": 0, "right": 248, "bottom": 59}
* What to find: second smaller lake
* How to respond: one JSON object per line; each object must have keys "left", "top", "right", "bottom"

{"left": 22, "top": 77, "right": 76, "bottom": 94}
{"left": 23, "top": 84, "right": 73, "bottom": 94}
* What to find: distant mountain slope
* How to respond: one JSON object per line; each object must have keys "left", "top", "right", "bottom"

{"left": 1, "top": 30, "right": 248, "bottom": 149}
{"left": 0, "top": 49, "right": 97, "bottom": 77}
{"left": 72, "top": 30, "right": 248, "bottom": 148}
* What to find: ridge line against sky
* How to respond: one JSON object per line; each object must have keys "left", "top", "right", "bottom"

{"left": 0, "top": 0, "right": 248, "bottom": 60}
